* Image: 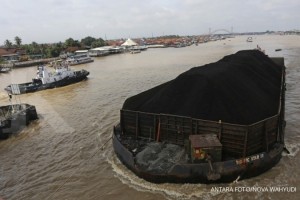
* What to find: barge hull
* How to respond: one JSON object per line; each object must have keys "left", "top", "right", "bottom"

{"left": 113, "top": 129, "right": 283, "bottom": 183}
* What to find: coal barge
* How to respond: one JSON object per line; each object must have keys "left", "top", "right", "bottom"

{"left": 0, "top": 103, "right": 38, "bottom": 139}
{"left": 5, "top": 63, "right": 89, "bottom": 94}
{"left": 113, "top": 50, "right": 286, "bottom": 183}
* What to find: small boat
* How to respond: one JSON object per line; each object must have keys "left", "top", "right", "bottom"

{"left": 0, "top": 67, "right": 11, "bottom": 73}
{"left": 129, "top": 45, "right": 147, "bottom": 54}
{"left": 5, "top": 63, "right": 89, "bottom": 94}
{"left": 174, "top": 43, "right": 187, "bottom": 48}
{"left": 130, "top": 49, "right": 141, "bottom": 54}
{"left": 89, "top": 47, "right": 110, "bottom": 57}
{"left": 0, "top": 101, "right": 38, "bottom": 139}
{"left": 275, "top": 49, "right": 282, "bottom": 52}
{"left": 66, "top": 51, "right": 94, "bottom": 66}
{"left": 246, "top": 37, "right": 253, "bottom": 42}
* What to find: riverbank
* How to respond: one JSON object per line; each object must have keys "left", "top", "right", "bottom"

{"left": 0, "top": 58, "right": 58, "bottom": 69}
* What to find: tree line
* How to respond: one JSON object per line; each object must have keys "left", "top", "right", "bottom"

{"left": 2, "top": 36, "right": 107, "bottom": 58}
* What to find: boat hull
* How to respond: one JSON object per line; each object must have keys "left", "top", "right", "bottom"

{"left": 5, "top": 70, "right": 89, "bottom": 94}
{"left": 112, "top": 126, "right": 283, "bottom": 183}
{"left": 69, "top": 59, "right": 94, "bottom": 66}
{"left": 0, "top": 104, "right": 38, "bottom": 139}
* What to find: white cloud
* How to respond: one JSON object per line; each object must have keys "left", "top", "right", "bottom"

{"left": 0, "top": 0, "right": 299, "bottom": 44}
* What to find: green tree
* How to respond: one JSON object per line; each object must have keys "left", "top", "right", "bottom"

{"left": 39, "top": 43, "right": 48, "bottom": 58}
{"left": 4, "top": 40, "right": 13, "bottom": 48}
{"left": 14, "top": 36, "right": 22, "bottom": 47}
{"left": 65, "top": 38, "right": 80, "bottom": 47}
{"left": 31, "top": 41, "right": 40, "bottom": 54}
{"left": 81, "top": 36, "right": 96, "bottom": 47}
{"left": 22, "top": 42, "right": 42, "bottom": 55}
{"left": 65, "top": 38, "right": 75, "bottom": 47}
{"left": 91, "top": 38, "right": 106, "bottom": 48}
{"left": 46, "top": 46, "right": 61, "bottom": 57}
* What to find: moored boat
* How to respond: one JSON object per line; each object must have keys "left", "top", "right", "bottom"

{"left": 112, "top": 50, "right": 287, "bottom": 183}
{"left": 66, "top": 50, "right": 94, "bottom": 66}
{"left": 89, "top": 47, "right": 110, "bottom": 57}
{"left": 130, "top": 49, "right": 141, "bottom": 54}
{"left": 0, "top": 66, "right": 12, "bottom": 73}
{"left": 5, "top": 63, "right": 89, "bottom": 94}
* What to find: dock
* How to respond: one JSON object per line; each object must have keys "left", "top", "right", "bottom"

{"left": 0, "top": 58, "right": 58, "bottom": 70}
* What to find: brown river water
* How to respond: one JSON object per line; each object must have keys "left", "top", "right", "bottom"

{"left": 0, "top": 35, "right": 299, "bottom": 200}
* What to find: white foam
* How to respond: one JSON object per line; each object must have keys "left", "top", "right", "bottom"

{"left": 282, "top": 142, "right": 300, "bottom": 157}
{"left": 107, "top": 154, "right": 215, "bottom": 200}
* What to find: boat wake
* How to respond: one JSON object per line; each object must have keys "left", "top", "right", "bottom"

{"left": 107, "top": 154, "right": 215, "bottom": 200}
{"left": 282, "top": 142, "right": 300, "bottom": 157}
{"left": 0, "top": 91, "right": 9, "bottom": 100}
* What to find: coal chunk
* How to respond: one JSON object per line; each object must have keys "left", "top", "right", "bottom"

{"left": 123, "top": 50, "right": 283, "bottom": 125}
{"left": 135, "top": 142, "right": 185, "bottom": 173}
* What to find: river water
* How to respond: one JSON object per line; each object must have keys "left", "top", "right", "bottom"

{"left": 0, "top": 35, "right": 299, "bottom": 200}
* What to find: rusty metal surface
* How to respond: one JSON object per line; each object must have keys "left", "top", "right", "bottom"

{"left": 189, "top": 134, "right": 222, "bottom": 148}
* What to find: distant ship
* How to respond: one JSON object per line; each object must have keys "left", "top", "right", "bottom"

{"left": 246, "top": 37, "right": 253, "bottom": 42}
{"left": 66, "top": 51, "right": 94, "bottom": 66}
{"left": 5, "top": 63, "right": 89, "bottom": 94}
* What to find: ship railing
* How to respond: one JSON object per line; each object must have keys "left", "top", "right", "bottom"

{"left": 0, "top": 104, "right": 35, "bottom": 120}
{"left": 119, "top": 58, "right": 286, "bottom": 159}
{"left": 120, "top": 109, "right": 281, "bottom": 158}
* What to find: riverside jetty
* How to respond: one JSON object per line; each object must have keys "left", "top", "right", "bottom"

{"left": 0, "top": 58, "right": 58, "bottom": 69}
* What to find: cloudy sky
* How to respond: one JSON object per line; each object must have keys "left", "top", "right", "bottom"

{"left": 1, "top": 0, "right": 299, "bottom": 44}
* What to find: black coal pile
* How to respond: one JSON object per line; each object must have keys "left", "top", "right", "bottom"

{"left": 123, "top": 50, "right": 284, "bottom": 125}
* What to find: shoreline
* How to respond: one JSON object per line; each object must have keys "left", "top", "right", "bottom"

{"left": 0, "top": 58, "right": 58, "bottom": 69}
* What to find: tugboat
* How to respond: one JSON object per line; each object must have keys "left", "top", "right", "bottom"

{"left": 5, "top": 62, "right": 89, "bottom": 94}
{"left": 0, "top": 95, "right": 38, "bottom": 139}
{"left": 112, "top": 50, "right": 287, "bottom": 183}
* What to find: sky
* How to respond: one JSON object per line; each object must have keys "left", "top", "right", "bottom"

{"left": 1, "top": 0, "right": 300, "bottom": 44}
